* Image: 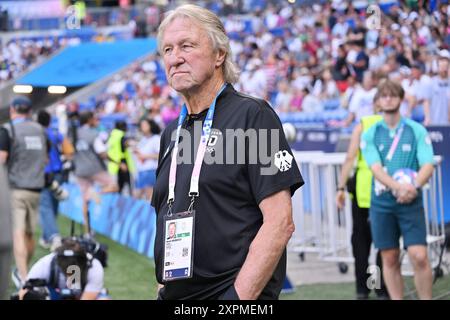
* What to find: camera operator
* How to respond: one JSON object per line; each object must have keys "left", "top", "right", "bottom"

{"left": 36, "top": 110, "right": 74, "bottom": 252}
{"left": 0, "top": 96, "right": 48, "bottom": 288}
{"left": 19, "top": 238, "right": 104, "bottom": 300}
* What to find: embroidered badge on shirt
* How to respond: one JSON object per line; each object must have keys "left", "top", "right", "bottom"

{"left": 274, "top": 150, "right": 293, "bottom": 172}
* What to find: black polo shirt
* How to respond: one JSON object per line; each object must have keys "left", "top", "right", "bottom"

{"left": 151, "top": 84, "right": 304, "bottom": 300}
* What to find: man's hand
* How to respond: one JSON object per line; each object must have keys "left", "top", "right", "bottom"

{"left": 119, "top": 163, "right": 128, "bottom": 172}
{"left": 157, "top": 283, "right": 164, "bottom": 298}
{"left": 336, "top": 190, "right": 346, "bottom": 210}
{"left": 234, "top": 189, "right": 294, "bottom": 300}
{"left": 135, "top": 151, "right": 145, "bottom": 163}
{"left": 393, "top": 183, "right": 418, "bottom": 204}
{"left": 81, "top": 291, "right": 101, "bottom": 300}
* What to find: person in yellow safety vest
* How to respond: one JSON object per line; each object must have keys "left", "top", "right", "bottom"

{"left": 74, "top": 1, "right": 86, "bottom": 24}
{"left": 107, "top": 120, "right": 135, "bottom": 195}
{"left": 336, "top": 91, "right": 390, "bottom": 300}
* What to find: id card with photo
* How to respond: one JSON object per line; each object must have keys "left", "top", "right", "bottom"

{"left": 163, "top": 211, "right": 195, "bottom": 281}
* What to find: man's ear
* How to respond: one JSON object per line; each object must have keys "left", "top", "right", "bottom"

{"left": 215, "top": 49, "right": 226, "bottom": 68}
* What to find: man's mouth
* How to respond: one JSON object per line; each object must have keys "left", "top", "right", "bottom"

{"left": 172, "top": 71, "right": 188, "bottom": 77}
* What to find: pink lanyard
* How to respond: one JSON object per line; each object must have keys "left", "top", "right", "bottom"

{"left": 167, "top": 84, "right": 226, "bottom": 215}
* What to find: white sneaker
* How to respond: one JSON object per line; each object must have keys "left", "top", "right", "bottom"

{"left": 50, "top": 235, "right": 62, "bottom": 252}
{"left": 38, "top": 237, "right": 51, "bottom": 250}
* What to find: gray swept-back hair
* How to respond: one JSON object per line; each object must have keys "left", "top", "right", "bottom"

{"left": 157, "top": 4, "right": 240, "bottom": 84}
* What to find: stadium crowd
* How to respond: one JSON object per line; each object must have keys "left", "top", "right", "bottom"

{"left": 47, "top": 0, "right": 450, "bottom": 134}
{"left": 0, "top": 37, "right": 67, "bottom": 84}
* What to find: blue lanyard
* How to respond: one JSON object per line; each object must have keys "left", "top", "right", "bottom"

{"left": 167, "top": 83, "right": 227, "bottom": 213}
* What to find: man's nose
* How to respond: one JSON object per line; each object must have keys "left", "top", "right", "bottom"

{"left": 166, "top": 47, "right": 185, "bottom": 67}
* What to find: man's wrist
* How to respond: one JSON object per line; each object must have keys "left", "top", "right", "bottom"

{"left": 413, "top": 179, "right": 421, "bottom": 189}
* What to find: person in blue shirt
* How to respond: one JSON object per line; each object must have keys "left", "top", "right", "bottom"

{"left": 37, "top": 110, "right": 73, "bottom": 252}
{"left": 361, "top": 79, "right": 435, "bottom": 300}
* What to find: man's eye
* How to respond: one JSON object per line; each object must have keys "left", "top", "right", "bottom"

{"left": 164, "top": 47, "right": 172, "bottom": 54}
{"left": 182, "top": 44, "right": 193, "bottom": 49}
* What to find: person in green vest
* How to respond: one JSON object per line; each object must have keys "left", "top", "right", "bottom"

{"left": 107, "top": 120, "right": 135, "bottom": 195}
{"left": 336, "top": 91, "right": 389, "bottom": 300}
{"left": 74, "top": 1, "right": 86, "bottom": 25}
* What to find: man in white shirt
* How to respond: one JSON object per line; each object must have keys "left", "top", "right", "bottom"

{"left": 342, "top": 71, "right": 377, "bottom": 127}
{"left": 424, "top": 54, "right": 450, "bottom": 125}
{"left": 401, "top": 63, "right": 432, "bottom": 123}
{"left": 19, "top": 238, "right": 104, "bottom": 300}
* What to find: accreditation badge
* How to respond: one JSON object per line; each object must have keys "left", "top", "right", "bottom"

{"left": 162, "top": 210, "right": 195, "bottom": 281}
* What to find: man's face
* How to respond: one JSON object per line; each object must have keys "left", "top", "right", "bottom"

{"left": 362, "top": 74, "right": 373, "bottom": 89}
{"left": 89, "top": 116, "right": 99, "bottom": 128}
{"left": 161, "top": 17, "right": 221, "bottom": 94}
{"left": 411, "top": 67, "right": 421, "bottom": 80}
{"left": 168, "top": 223, "right": 176, "bottom": 238}
{"left": 379, "top": 94, "right": 401, "bottom": 113}
{"left": 438, "top": 58, "right": 449, "bottom": 77}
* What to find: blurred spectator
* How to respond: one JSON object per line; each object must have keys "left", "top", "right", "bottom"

{"left": 160, "top": 98, "right": 179, "bottom": 127}
{"left": 239, "top": 58, "right": 267, "bottom": 99}
{"left": 342, "top": 71, "right": 377, "bottom": 127}
{"left": 424, "top": 52, "right": 450, "bottom": 125}
{"left": 312, "top": 68, "right": 339, "bottom": 101}
{"left": 36, "top": 110, "right": 73, "bottom": 252}
{"left": 301, "top": 86, "right": 322, "bottom": 113}
{"left": 0, "top": 37, "right": 65, "bottom": 85}
{"left": 333, "top": 44, "right": 351, "bottom": 86}
{"left": 72, "top": 111, "right": 118, "bottom": 235}
{"left": 347, "top": 41, "right": 369, "bottom": 83}
{"left": 107, "top": 120, "right": 135, "bottom": 195}
{"left": 132, "top": 118, "right": 161, "bottom": 201}
{"left": 273, "top": 80, "right": 292, "bottom": 112}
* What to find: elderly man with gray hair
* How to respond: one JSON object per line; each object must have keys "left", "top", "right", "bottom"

{"left": 151, "top": 5, "right": 303, "bottom": 300}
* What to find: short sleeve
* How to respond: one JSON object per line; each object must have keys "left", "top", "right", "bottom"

{"left": 84, "top": 259, "right": 104, "bottom": 293}
{"left": 246, "top": 102, "right": 304, "bottom": 205}
{"left": 348, "top": 90, "right": 360, "bottom": 114}
{"left": 27, "top": 254, "right": 53, "bottom": 282}
{"left": 151, "top": 125, "right": 175, "bottom": 208}
{"left": 413, "top": 122, "right": 434, "bottom": 166}
{"left": 152, "top": 135, "right": 161, "bottom": 154}
{"left": 361, "top": 125, "right": 381, "bottom": 167}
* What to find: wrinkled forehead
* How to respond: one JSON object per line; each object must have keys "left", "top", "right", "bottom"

{"left": 161, "top": 16, "right": 209, "bottom": 46}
